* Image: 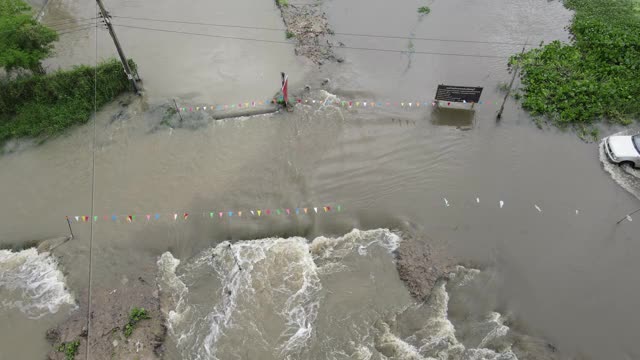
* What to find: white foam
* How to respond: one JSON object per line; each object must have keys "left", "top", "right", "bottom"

{"left": 0, "top": 249, "right": 74, "bottom": 319}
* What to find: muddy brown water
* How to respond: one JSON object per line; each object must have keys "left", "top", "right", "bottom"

{"left": 2, "top": 0, "right": 640, "bottom": 359}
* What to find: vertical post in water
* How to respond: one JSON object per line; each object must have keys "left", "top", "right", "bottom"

{"left": 96, "top": 0, "right": 141, "bottom": 94}
{"left": 65, "top": 216, "right": 75, "bottom": 239}
{"left": 173, "top": 99, "right": 184, "bottom": 123}
{"left": 497, "top": 45, "right": 527, "bottom": 120}
{"left": 281, "top": 72, "right": 289, "bottom": 107}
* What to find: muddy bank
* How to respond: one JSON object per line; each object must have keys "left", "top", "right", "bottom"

{"left": 276, "top": 2, "right": 342, "bottom": 65}
{"left": 395, "top": 232, "right": 455, "bottom": 301}
{"left": 46, "top": 277, "right": 166, "bottom": 359}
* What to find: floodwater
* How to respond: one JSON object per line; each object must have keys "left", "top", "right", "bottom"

{"left": 1, "top": 0, "right": 639, "bottom": 359}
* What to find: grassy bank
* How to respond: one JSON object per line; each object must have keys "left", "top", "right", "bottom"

{"left": 511, "top": 0, "right": 640, "bottom": 130}
{"left": 0, "top": 59, "right": 135, "bottom": 145}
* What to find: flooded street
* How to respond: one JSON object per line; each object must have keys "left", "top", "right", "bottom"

{"left": 1, "top": 0, "right": 639, "bottom": 359}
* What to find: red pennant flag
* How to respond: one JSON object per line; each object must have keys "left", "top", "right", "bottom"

{"left": 266, "top": 209, "right": 271, "bottom": 215}
{"left": 326, "top": 206, "right": 331, "bottom": 211}
{"left": 127, "top": 215, "right": 133, "bottom": 223}
{"left": 183, "top": 213, "right": 189, "bottom": 220}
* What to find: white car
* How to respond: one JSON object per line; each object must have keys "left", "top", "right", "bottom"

{"left": 604, "top": 134, "right": 640, "bottom": 168}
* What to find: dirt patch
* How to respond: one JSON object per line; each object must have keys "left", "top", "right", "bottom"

{"left": 46, "top": 276, "right": 166, "bottom": 360}
{"left": 277, "top": 2, "right": 343, "bottom": 65}
{"left": 394, "top": 232, "right": 456, "bottom": 302}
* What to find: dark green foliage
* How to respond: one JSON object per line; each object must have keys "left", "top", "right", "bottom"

{"left": 124, "top": 307, "right": 150, "bottom": 338}
{"left": 417, "top": 6, "right": 430, "bottom": 14}
{"left": 512, "top": 0, "right": 640, "bottom": 128}
{"left": 0, "top": 59, "right": 135, "bottom": 144}
{"left": 0, "top": 0, "right": 58, "bottom": 74}
{"left": 57, "top": 340, "right": 80, "bottom": 360}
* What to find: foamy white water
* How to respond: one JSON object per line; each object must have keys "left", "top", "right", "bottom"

{"left": 0, "top": 248, "right": 74, "bottom": 319}
{"left": 157, "top": 230, "right": 554, "bottom": 359}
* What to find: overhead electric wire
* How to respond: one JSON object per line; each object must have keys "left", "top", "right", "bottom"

{"left": 43, "top": 16, "right": 99, "bottom": 28}
{"left": 57, "top": 25, "right": 99, "bottom": 35}
{"left": 113, "top": 23, "right": 510, "bottom": 59}
{"left": 111, "top": 15, "right": 529, "bottom": 46}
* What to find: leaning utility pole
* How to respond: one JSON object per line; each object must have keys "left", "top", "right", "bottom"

{"left": 96, "top": 0, "right": 141, "bottom": 94}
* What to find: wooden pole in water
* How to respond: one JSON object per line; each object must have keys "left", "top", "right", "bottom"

{"left": 497, "top": 44, "right": 527, "bottom": 120}
{"left": 173, "top": 99, "right": 184, "bottom": 123}
{"left": 616, "top": 207, "right": 640, "bottom": 225}
{"left": 65, "top": 216, "right": 75, "bottom": 239}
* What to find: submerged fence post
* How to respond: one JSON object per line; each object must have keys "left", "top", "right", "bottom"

{"left": 65, "top": 216, "right": 75, "bottom": 239}
{"left": 497, "top": 44, "right": 527, "bottom": 120}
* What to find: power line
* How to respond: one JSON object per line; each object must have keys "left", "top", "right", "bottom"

{"left": 113, "top": 23, "right": 510, "bottom": 59}
{"left": 43, "top": 16, "right": 99, "bottom": 28}
{"left": 58, "top": 26, "right": 99, "bottom": 35}
{"left": 111, "top": 15, "right": 528, "bottom": 46}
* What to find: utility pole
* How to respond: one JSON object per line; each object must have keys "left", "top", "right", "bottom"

{"left": 96, "top": 0, "right": 141, "bottom": 94}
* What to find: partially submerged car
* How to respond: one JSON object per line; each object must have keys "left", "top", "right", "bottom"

{"left": 604, "top": 134, "right": 640, "bottom": 168}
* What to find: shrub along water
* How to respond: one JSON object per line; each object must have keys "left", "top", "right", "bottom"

{"left": 0, "top": 59, "right": 135, "bottom": 145}
{"left": 511, "top": 0, "right": 640, "bottom": 129}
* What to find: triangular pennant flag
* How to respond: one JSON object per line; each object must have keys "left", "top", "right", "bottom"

{"left": 303, "top": 208, "right": 308, "bottom": 214}
{"left": 103, "top": 215, "right": 108, "bottom": 221}
{"left": 132, "top": 215, "right": 136, "bottom": 221}
{"left": 146, "top": 214, "right": 151, "bottom": 220}
{"left": 244, "top": 103, "right": 249, "bottom": 107}
{"left": 416, "top": 102, "right": 420, "bottom": 107}
{"left": 401, "top": 103, "right": 405, "bottom": 107}
{"left": 219, "top": 212, "right": 223, "bottom": 218}
{"left": 238, "top": 211, "right": 242, "bottom": 217}
{"left": 84, "top": 216, "right": 89, "bottom": 222}
{"left": 203, "top": 106, "right": 207, "bottom": 110}
{"left": 363, "top": 102, "right": 367, "bottom": 106}
{"left": 183, "top": 213, "right": 189, "bottom": 220}
{"left": 323, "top": 206, "right": 328, "bottom": 212}
{"left": 251, "top": 101, "right": 255, "bottom": 107}
{"left": 314, "top": 207, "right": 318, "bottom": 213}
{"left": 257, "top": 210, "right": 262, "bottom": 216}
{"left": 173, "top": 213, "right": 178, "bottom": 220}
{"left": 409, "top": 103, "right": 412, "bottom": 107}
{"left": 127, "top": 215, "right": 133, "bottom": 223}
{"left": 286, "top": 208, "right": 290, "bottom": 215}
{"left": 93, "top": 216, "right": 98, "bottom": 222}
{"left": 75, "top": 216, "right": 80, "bottom": 222}
{"left": 112, "top": 215, "right": 117, "bottom": 221}
{"left": 276, "top": 209, "right": 281, "bottom": 215}
{"left": 228, "top": 211, "right": 233, "bottom": 217}
{"left": 326, "top": 206, "right": 331, "bottom": 212}
{"left": 251, "top": 210, "right": 255, "bottom": 216}
{"left": 209, "top": 212, "right": 214, "bottom": 218}
{"left": 337, "top": 205, "right": 341, "bottom": 212}
{"left": 155, "top": 213, "right": 160, "bottom": 220}
{"left": 266, "top": 209, "right": 271, "bottom": 215}
{"left": 295, "top": 208, "right": 300, "bottom": 214}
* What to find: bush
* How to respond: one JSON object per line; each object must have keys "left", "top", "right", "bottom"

{"left": 56, "top": 340, "right": 80, "bottom": 360}
{"left": 512, "top": 0, "right": 640, "bottom": 128}
{"left": 0, "top": 58, "right": 135, "bottom": 144}
{"left": 417, "top": 6, "right": 430, "bottom": 14}
{"left": 124, "top": 307, "right": 150, "bottom": 338}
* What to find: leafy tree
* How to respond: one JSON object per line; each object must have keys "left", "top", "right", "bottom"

{"left": 0, "top": 0, "right": 58, "bottom": 74}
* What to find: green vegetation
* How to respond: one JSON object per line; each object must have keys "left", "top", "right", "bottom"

{"left": 511, "top": 0, "right": 640, "bottom": 130}
{"left": 417, "top": 6, "right": 431, "bottom": 14}
{"left": 57, "top": 340, "right": 80, "bottom": 360}
{"left": 0, "top": 0, "right": 58, "bottom": 74}
{"left": 124, "top": 307, "right": 150, "bottom": 338}
{"left": 285, "top": 30, "right": 295, "bottom": 39}
{"left": 276, "top": 0, "right": 288, "bottom": 7}
{"left": 0, "top": 59, "right": 135, "bottom": 145}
